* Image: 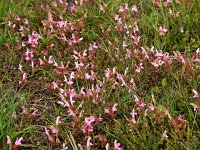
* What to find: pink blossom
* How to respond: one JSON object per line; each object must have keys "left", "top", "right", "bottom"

{"left": 131, "top": 5, "right": 138, "bottom": 13}
{"left": 192, "top": 89, "right": 199, "bottom": 98}
{"left": 50, "top": 126, "right": 57, "bottom": 134}
{"left": 168, "top": 8, "right": 173, "bottom": 15}
{"left": 68, "top": 107, "right": 76, "bottom": 117}
{"left": 64, "top": 75, "right": 74, "bottom": 85}
{"left": 48, "top": 55, "right": 54, "bottom": 64}
{"left": 131, "top": 35, "right": 140, "bottom": 45}
{"left": 22, "top": 42, "right": 26, "bottom": 47}
{"left": 85, "top": 116, "right": 95, "bottom": 125}
{"left": 112, "top": 103, "right": 118, "bottom": 112}
{"left": 39, "top": 58, "right": 45, "bottom": 66}
{"left": 190, "top": 103, "right": 198, "bottom": 112}
{"left": 135, "top": 63, "right": 143, "bottom": 73}
{"left": 176, "top": 12, "right": 180, "bottom": 17}
{"left": 119, "top": 6, "right": 125, "bottom": 13}
{"left": 23, "top": 49, "right": 34, "bottom": 61}
{"left": 134, "top": 95, "right": 140, "bottom": 102}
{"left": 149, "top": 103, "right": 155, "bottom": 111}
{"left": 28, "top": 31, "right": 41, "bottom": 48}
{"left": 125, "top": 49, "right": 131, "bottom": 59}
{"left": 100, "top": 4, "right": 105, "bottom": 12}
{"left": 114, "top": 140, "right": 121, "bottom": 150}
{"left": 86, "top": 136, "right": 93, "bottom": 150}
{"left": 52, "top": 82, "right": 58, "bottom": 89}
{"left": 117, "top": 73, "right": 126, "bottom": 86}
{"left": 133, "top": 22, "right": 139, "bottom": 33}
{"left": 151, "top": 59, "right": 165, "bottom": 68}
{"left": 7, "top": 136, "right": 11, "bottom": 144}
{"left": 162, "top": 130, "right": 168, "bottom": 139}
{"left": 15, "top": 137, "right": 23, "bottom": 146}
{"left": 106, "top": 143, "right": 109, "bottom": 150}
{"left": 114, "top": 14, "right": 119, "bottom": 21}
{"left": 130, "top": 108, "right": 137, "bottom": 124}
{"left": 22, "top": 72, "right": 27, "bottom": 80}
{"left": 159, "top": 26, "right": 168, "bottom": 36}
{"left": 56, "top": 116, "right": 61, "bottom": 126}
{"left": 69, "top": 89, "right": 76, "bottom": 105}
{"left": 81, "top": 123, "right": 94, "bottom": 134}
{"left": 12, "top": 111, "right": 17, "bottom": 119}
{"left": 44, "top": 127, "right": 50, "bottom": 136}
{"left": 94, "top": 85, "right": 100, "bottom": 94}
{"left": 105, "top": 68, "right": 111, "bottom": 78}
{"left": 24, "top": 19, "right": 29, "bottom": 25}
{"left": 70, "top": 4, "right": 76, "bottom": 12}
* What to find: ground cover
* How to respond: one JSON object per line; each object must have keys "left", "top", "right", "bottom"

{"left": 0, "top": 0, "right": 200, "bottom": 149}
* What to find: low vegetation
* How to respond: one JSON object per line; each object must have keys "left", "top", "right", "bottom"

{"left": 0, "top": 0, "right": 200, "bottom": 149}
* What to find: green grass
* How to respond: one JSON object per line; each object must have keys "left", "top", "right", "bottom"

{"left": 0, "top": 0, "right": 200, "bottom": 149}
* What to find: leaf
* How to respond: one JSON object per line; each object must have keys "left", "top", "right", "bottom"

{"left": 162, "top": 78, "right": 167, "bottom": 88}
{"left": 152, "top": 86, "right": 161, "bottom": 94}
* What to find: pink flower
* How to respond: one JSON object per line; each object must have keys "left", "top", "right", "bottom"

{"left": 7, "top": 136, "right": 11, "bottom": 144}
{"left": 131, "top": 35, "right": 140, "bottom": 45}
{"left": 44, "top": 127, "right": 50, "bottom": 136}
{"left": 81, "top": 123, "right": 94, "bottom": 134}
{"left": 162, "top": 130, "right": 168, "bottom": 139}
{"left": 149, "top": 103, "right": 155, "bottom": 111}
{"left": 70, "top": 4, "right": 76, "bottom": 12}
{"left": 134, "top": 95, "right": 140, "bottom": 102}
{"left": 56, "top": 116, "right": 61, "bottom": 126}
{"left": 86, "top": 136, "right": 93, "bottom": 150}
{"left": 114, "top": 140, "right": 121, "bottom": 150}
{"left": 105, "top": 68, "right": 111, "bottom": 78}
{"left": 130, "top": 108, "right": 137, "bottom": 124}
{"left": 23, "top": 49, "right": 34, "bottom": 61}
{"left": 39, "top": 58, "right": 44, "bottom": 66}
{"left": 105, "top": 143, "right": 109, "bottom": 150}
{"left": 80, "top": 87, "right": 86, "bottom": 95}
{"left": 15, "top": 137, "right": 23, "bottom": 146}
{"left": 168, "top": 8, "right": 173, "bottom": 15}
{"left": 192, "top": 89, "right": 199, "bottom": 98}
{"left": 100, "top": 4, "right": 105, "bottom": 12}
{"left": 28, "top": 31, "right": 41, "bottom": 48}
{"left": 52, "top": 82, "right": 58, "bottom": 89}
{"left": 85, "top": 116, "right": 95, "bottom": 125}
{"left": 159, "top": 26, "right": 168, "bottom": 36}
{"left": 135, "top": 63, "right": 143, "bottom": 73}
{"left": 119, "top": 6, "right": 125, "bottom": 13}
{"left": 12, "top": 111, "right": 17, "bottom": 119}
{"left": 22, "top": 72, "right": 27, "bottom": 80}
{"left": 114, "top": 14, "right": 119, "bottom": 21}
{"left": 133, "top": 22, "right": 139, "bottom": 33}
{"left": 68, "top": 107, "right": 76, "bottom": 117}
{"left": 131, "top": 5, "right": 138, "bottom": 13}
{"left": 50, "top": 126, "right": 57, "bottom": 134}
{"left": 24, "top": 18, "right": 29, "bottom": 25}
{"left": 190, "top": 103, "right": 198, "bottom": 112}
{"left": 48, "top": 55, "right": 54, "bottom": 64}
{"left": 112, "top": 103, "right": 118, "bottom": 112}
{"left": 125, "top": 49, "right": 131, "bottom": 59}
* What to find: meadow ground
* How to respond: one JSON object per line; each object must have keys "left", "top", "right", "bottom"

{"left": 0, "top": 0, "right": 200, "bottom": 149}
